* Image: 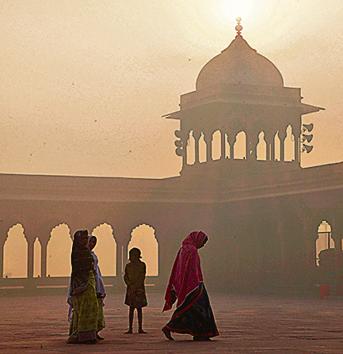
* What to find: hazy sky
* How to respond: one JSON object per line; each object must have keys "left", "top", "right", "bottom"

{"left": 1, "top": 0, "right": 342, "bottom": 178}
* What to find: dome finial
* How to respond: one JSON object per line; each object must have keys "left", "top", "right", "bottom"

{"left": 235, "top": 17, "right": 243, "bottom": 36}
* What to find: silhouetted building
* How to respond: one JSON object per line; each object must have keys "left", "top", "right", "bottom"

{"left": 0, "top": 21, "right": 342, "bottom": 293}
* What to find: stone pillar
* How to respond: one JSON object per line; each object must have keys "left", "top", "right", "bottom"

{"left": 293, "top": 125, "right": 301, "bottom": 164}
{"left": 331, "top": 217, "right": 343, "bottom": 252}
{"left": 27, "top": 239, "right": 35, "bottom": 279}
{"left": 193, "top": 131, "right": 201, "bottom": 164}
{"left": 41, "top": 240, "right": 48, "bottom": 278}
{"left": 302, "top": 218, "right": 318, "bottom": 269}
{"left": 245, "top": 131, "right": 250, "bottom": 160}
{"left": 253, "top": 133, "right": 260, "bottom": 160}
{"left": 335, "top": 235, "right": 343, "bottom": 251}
{"left": 0, "top": 239, "right": 5, "bottom": 278}
{"left": 116, "top": 241, "right": 129, "bottom": 277}
{"left": 204, "top": 132, "right": 213, "bottom": 162}
{"left": 220, "top": 130, "right": 226, "bottom": 160}
{"left": 227, "top": 132, "right": 236, "bottom": 159}
{"left": 271, "top": 133, "right": 276, "bottom": 161}
{"left": 182, "top": 132, "right": 189, "bottom": 167}
{"left": 264, "top": 132, "right": 272, "bottom": 161}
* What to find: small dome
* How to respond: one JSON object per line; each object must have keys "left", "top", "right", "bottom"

{"left": 196, "top": 34, "right": 284, "bottom": 90}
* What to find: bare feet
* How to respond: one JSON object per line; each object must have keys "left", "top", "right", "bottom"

{"left": 162, "top": 327, "right": 174, "bottom": 341}
{"left": 96, "top": 334, "right": 104, "bottom": 340}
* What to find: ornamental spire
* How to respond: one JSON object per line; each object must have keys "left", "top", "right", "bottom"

{"left": 235, "top": 17, "right": 243, "bottom": 36}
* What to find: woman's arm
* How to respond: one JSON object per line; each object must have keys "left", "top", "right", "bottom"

{"left": 123, "top": 265, "right": 130, "bottom": 286}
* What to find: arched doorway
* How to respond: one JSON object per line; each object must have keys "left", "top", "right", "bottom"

{"left": 256, "top": 131, "right": 267, "bottom": 160}
{"left": 211, "top": 130, "right": 221, "bottom": 160}
{"left": 47, "top": 224, "right": 72, "bottom": 277}
{"left": 3, "top": 224, "right": 28, "bottom": 278}
{"left": 199, "top": 134, "right": 207, "bottom": 163}
{"left": 91, "top": 223, "right": 117, "bottom": 276}
{"left": 128, "top": 224, "right": 158, "bottom": 276}
{"left": 316, "top": 220, "right": 334, "bottom": 266}
{"left": 234, "top": 131, "right": 247, "bottom": 159}
{"left": 284, "top": 125, "right": 295, "bottom": 162}
{"left": 186, "top": 131, "right": 195, "bottom": 165}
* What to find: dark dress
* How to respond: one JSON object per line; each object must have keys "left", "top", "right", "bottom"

{"left": 164, "top": 283, "right": 219, "bottom": 338}
{"left": 124, "top": 260, "right": 147, "bottom": 308}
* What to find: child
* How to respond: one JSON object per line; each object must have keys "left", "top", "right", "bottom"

{"left": 124, "top": 248, "right": 147, "bottom": 334}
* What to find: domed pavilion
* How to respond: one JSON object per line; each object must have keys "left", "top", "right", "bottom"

{"left": 165, "top": 19, "right": 323, "bottom": 175}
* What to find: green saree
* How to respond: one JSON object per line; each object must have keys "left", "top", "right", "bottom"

{"left": 69, "top": 271, "right": 100, "bottom": 342}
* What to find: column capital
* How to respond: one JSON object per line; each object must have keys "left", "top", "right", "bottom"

{"left": 278, "top": 129, "right": 287, "bottom": 140}
{"left": 203, "top": 130, "right": 214, "bottom": 143}
{"left": 227, "top": 131, "right": 237, "bottom": 145}
{"left": 192, "top": 130, "right": 201, "bottom": 141}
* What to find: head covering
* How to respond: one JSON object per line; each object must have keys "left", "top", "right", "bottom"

{"left": 88, "top": 235, "right": 97, "bottom": 250}
{"left": 163, "top": 231, "right": 208, "bottom": 311}
{"left": 70, "top": 229, "right": 94, "bottom": 296}
{"left": 129, "top": 247, "right": 141, "bottom": 261}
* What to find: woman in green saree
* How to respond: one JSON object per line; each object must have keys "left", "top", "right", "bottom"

{"left": 67, "top": 229, "right": 100, "bottom": 344}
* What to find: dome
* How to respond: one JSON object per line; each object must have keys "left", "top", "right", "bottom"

{"left": 196, "top": 33, "right": 284, "bottom": 91}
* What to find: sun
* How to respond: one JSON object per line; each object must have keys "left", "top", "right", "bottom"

{"left": 218, "top": 0, "right": 255, "bottom": 24}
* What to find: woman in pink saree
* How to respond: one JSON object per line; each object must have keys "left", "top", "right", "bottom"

{"left": 162, "top": 231, "right": 219, "bottom": 341}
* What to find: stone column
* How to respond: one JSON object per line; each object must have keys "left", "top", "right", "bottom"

{"left": 252, "top": 133, "right": 260, "bottom": 160}
{"left": 335, "top": 235, "right": 343, "bottom": 251}
{"left": 271, "top": 133, "right": 276, "bottom": 161}
{"left": 182, "top": 132, "right": 188, "bottom": 167}
{"left": 27, "top": 239, "right": 35, "bottom": 279}
{"left": 245, "top": 131, "right": 250, "bottom": 160}
{"left": 302, "top": 217, "right": 318, "bottom": 269}
{"left": 204, "top": 132, "right": 213, "bottom": 162}
{"left": 41, "top": 240, "right": 48, "bottom": 278}
{"left": 227, "top": 132, "right": 236, "bottom": 159}
{"left": 331, "top": 217, "right": 343, "bottom": 252}
{"left": 193, "top": 131, "right": 201, "bottom": 164}
{"left": 220, "top": 130, "right": 226, "bottom": 160}
{"left": 114, "top": 223, "right": 132, "bottom": 288}
{"left": 0, "top": 239, "right": 5, "bottom": 278}
{"left": 264, "top": 132, "right": 272, "bottom": 161}
{"left": 293, "top": 125, "right": 301, "bottom": 164}
{"left": 116, "top": 241, "right": 129, "bottom": 277}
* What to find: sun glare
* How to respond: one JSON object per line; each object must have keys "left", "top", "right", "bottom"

{"left": 218, "top": 0, "right": 255, "bottom": 24}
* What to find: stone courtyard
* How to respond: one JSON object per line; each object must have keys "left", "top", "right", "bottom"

{"left": 1, "top": 291, "right": 343, "bottom": 353}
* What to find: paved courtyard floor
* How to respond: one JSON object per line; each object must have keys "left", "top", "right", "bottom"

{"left": 1, "top": 291, "right": 343, "bottom": 353}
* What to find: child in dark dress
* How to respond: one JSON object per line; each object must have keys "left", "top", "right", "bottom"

{"left": 124, "top": 248, "right": 147, "bottom": 334}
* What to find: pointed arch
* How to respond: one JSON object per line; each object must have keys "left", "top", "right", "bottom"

{"left": 284, "top": 125, "right": 295, "bottom": 161}
{"left": 256, "top": 131, "right": 267, "bottom": 160}
{"left": 47, "top": 223, "right": 72, "bottom": 277}
{"left": 316, "top": 220, "right": 334, "bottom": 266}
{"left": 234, "top": 131, "right": 247, "bottom": 159}
{"left": 91, "top": 223, "right": 117, "bottom": 276}
{"left": 199, "top": 133, "right": 207, "bottom": 163}
{"left": 211, "top": 130, "right": 221, "bottom": 160}
{"left": 186, "top": 130, "right": 195, "bottom": 165}
{"left": 3, "top": 224, "right": 28, "bottom": 278}
{"left": 128, "top": 224, "right": 158, "bottom": 276}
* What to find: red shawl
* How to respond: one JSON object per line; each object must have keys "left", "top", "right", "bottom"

{"left": 163, "top": 231, "right": 208, "bottom": 311}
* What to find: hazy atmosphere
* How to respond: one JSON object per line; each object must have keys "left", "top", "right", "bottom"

{"left": 1, "top": 0, "right": 343, "bottom": 178}
{"left": 1, "top": 1, "right": 343, "bottom": 352}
